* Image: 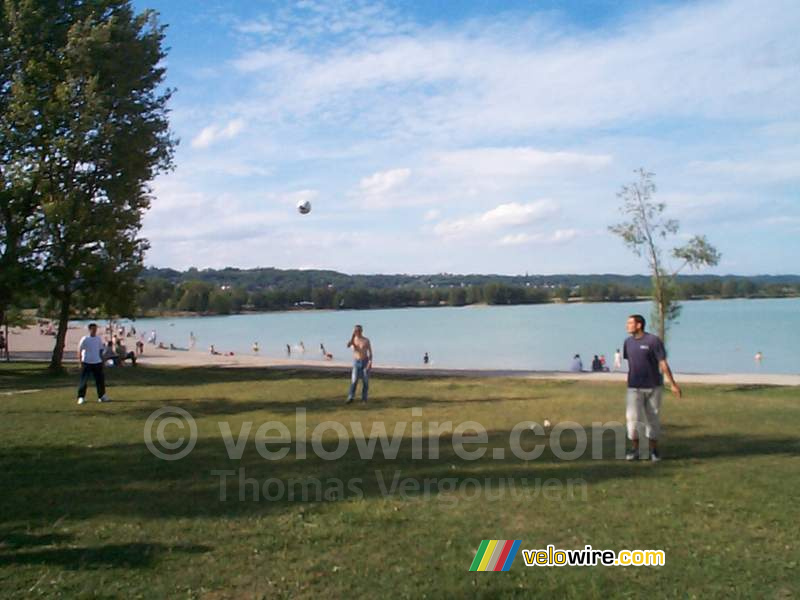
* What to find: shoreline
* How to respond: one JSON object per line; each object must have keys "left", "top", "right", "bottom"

{"left": 4, "top": 325, "right": 798, "bottom": 386}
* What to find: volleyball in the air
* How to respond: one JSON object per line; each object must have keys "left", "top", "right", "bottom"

{"left": 297, "top": 199, "right": 311, "bottom": 214}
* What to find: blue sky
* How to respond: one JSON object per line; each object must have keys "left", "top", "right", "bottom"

{"left": 133, "top": 0, "right": 799, "bottom": 275}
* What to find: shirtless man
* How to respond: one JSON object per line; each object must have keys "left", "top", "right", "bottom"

{"left": 345, "top": 324, "right": 373, "bottom": 404}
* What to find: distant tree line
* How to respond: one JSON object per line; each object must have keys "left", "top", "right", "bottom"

{"left": 122, "top": 271, "right": 800, "bottom": 316}
{"left": 133, "top": 280, "right": 555, "bottom": 314}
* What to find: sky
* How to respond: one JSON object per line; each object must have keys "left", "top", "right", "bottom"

{"left": 132, "top": 0, "right": 800, "bottom": 275}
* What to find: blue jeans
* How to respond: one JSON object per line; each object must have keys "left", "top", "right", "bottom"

{"left": 347, "top": 359, "right": 370, "bottom": 402}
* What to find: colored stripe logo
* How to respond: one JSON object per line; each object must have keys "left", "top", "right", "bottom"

{"left": 469, "top": 540, "right": 521, "bottom": 571}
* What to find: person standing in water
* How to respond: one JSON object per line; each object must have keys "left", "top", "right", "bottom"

{"left": 613, "top": 348, "right": 622, "bottom": 371}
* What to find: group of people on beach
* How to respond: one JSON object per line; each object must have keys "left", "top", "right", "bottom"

{"left": 571, "top": 350, "right": 624, "bottom": 372}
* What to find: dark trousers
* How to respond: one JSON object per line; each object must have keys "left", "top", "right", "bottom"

{"left": 78, "top": 362, "right": 105, "bottom": 399}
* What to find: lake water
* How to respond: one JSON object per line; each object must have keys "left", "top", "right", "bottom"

{"left": 110, "top": 298, "right": 799, "bottom": 374}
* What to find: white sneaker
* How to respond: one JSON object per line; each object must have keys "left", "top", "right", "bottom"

{"left": 98, "top": 395, "right": 110, "bottom": 403}
{"left": 77, "top": 397, "right": 85, "bottom": 405}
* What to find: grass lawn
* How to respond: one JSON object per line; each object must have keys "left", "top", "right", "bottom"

{"left": 1, "top": 362, "right": 798, "bottom": 598}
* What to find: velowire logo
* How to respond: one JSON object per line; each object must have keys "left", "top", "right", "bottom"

{"left": 469, "top": 540, "right": 521, "bottom": 572}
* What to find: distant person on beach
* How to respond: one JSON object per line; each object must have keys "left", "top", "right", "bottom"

{"left": 299, "top": 341, "right": 306, "bottom": 353}
{"left": 754, "top": 351, "right": 763, "bottom": 365}
{"left": 423, "top": 352, "right": 429, "bottom": 365}
{"left": 286, "top": 344, "right": 291, "bottom": 357}
{"left": 252, "top": 342, "right": 259, "bottom": 353}
{"left": 592, "top": 355, "right": 602, "bottom": 372}
{"left": 77, "top": 323, "right": 110, "bottom": 404}
{"left": 570, "top": 354, "right": 583, "bottom": 372}
{"left": 136, "top": 340, "right": 144, "bottom": 355}
{"left": 103, "top": 340, "right": 119, "bottom": 366}
{"left": 345, "top": 324, "right": 373, "bottom": 404}
{"left": 600, "top": 354, "right": 608, "bottom": 371}
{"left": 210, "top": 344, "right": 221, "bottom": 355}
{"left": 623, "top": 314, "right": 681, "bottom": 463}
{"left": 613, "top": 349, "right": 622, "bottom": 371}
{"left": 115, "top": 339, "right": 137, "bottom": 366}
{"left": 190, "top": 331, "right": 196, "bottom": 349}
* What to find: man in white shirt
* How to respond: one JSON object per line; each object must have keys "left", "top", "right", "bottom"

{"left": 77, "top": 323, "right": 110, "bottom": 404}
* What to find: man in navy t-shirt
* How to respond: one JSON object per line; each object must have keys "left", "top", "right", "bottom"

{"left": 623, "top": 314, "right": 682, "bottom": 462}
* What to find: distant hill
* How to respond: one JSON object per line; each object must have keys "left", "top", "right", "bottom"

{"left": 140, "top": 267, "right": 800, "bottom": 292}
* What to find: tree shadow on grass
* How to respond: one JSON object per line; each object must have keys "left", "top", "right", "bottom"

{"left": 721, "top": 384, "right": 784, "bottom": 393}
{"left": 0, "top": 366, "right": 73, "bottom": 392}
{"left": 1, "top": 362, "right": 559, "bottom": 394}
{"left": 69, "top": 393, "right": 552, "bottom": 419}
{"left": 2, "top": 427, "right": 796, "bottom": 529}
{"left": 0, "top": 542, "right": 211, "bottom": 569}
{"left": 0, "top": 530, "right": 74, "bottom": 550}
{"left": 0, "top": 363, "right": 338, "bottom": 392}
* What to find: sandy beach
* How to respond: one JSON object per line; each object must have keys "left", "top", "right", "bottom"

{"left": 4, "top": 324, "right": 799, "bottom": 386}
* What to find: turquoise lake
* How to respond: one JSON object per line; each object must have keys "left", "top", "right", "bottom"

{"left": 109, "top": 298, "right": 799, "bottom": 374}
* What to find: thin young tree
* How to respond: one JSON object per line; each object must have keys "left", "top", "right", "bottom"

{"left": 609, "top": 169, "right": 721, "bottom": 343}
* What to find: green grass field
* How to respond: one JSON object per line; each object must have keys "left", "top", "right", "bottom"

{"left": 1, "top": 362, "right": 798, "bottom": 598}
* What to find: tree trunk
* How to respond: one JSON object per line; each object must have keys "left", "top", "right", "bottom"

{"left": 0, "top": 308, "right": 7, "bottom": 361}
{"left": 651, "top": 271, "right": 667, "bottom": 343}
{"left": 49, "top": 294, "right": 71, "bottom": 372}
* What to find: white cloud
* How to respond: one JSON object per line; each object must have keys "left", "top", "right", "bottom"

{"left": 359, "top": 168, "right": 411, "bottom": 195}
{"left": 356, "top": 168, "right": 412, "bottom": 208}
{"left": 687, "top": 158, "right": 800, "bottom": 182}
{"left": 190, "top": 119, "right": 247, "bottom": 149}
{"left": 433, "top": 200, "right": 559, "bottom": 238}
{"left": 434, "top": 148, "right": 612, "bottom": 178}
{"left": 284, "top": 189, "right": 319, "bottom": 206}
{"left": 498, "top": 229, "right": 579, "bottom": 246}
{"left": 224, "top": 0, "right": 799, "bottom": 143}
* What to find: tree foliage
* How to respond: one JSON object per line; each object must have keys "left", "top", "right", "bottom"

{"left": 1, "top": 0, "right": 176, "bottom": 369}
{"left": 609, "top": 169, "right": 721, "bottom": 342}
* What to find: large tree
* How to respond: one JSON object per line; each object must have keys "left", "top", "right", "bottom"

{"left": 609, "top": 169, "right": 721, "bottom": 343}
{"left": 1, "top": 0, "right": 176, "bottom": 370}
{"left": 0, "top": 0, "right": 43, "bottom": 332}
